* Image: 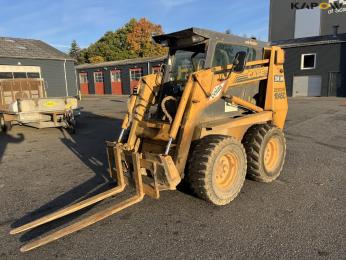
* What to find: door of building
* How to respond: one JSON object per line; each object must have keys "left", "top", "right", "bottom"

{"left": 79, "top": 73, "right": 89, "bottom": 95}
{"left": 328, "top": 72, "right": 341, "bottom": 97}
{"left": 129, "top": 68, "right": 143, "bottom": 94}
{"left": 94, "top": 71, "right": 105, "bottom": 95}
{"left": 293, "top": 75, "right": 322, "bottom": 97}
{"left": 110, "top": 70, "right": 122, "bottom": 95}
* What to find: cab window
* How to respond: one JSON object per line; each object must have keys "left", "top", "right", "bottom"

{"left": 212, "top": 43, "right": 256, "bottom": 67}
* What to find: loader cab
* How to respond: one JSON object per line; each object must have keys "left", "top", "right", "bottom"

{"left": 153, "top": 27, "right": 265, "bottom": 87}
{"left": 169, "top": 43, "right": 206, "bottom": 83}
{"left": 152, "top": 28, "right": 267, "bottom": 121}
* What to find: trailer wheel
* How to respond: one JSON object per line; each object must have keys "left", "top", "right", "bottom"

{"left": 186, "top": 135, "right": 247, "bottom": 206}
{"left": 242, "top": 124, "right": 286, "bottom": 183}
{"left": 0, "top": 115, "right": 12, "bottom": 133}
{"left": 65, "top": 112, "right": 77, "bottom": 134}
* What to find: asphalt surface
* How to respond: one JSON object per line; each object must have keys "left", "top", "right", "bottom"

{"left": 0, "top": 96, "right": 345, "bottom": 259}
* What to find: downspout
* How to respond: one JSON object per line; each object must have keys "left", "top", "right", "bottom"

{"left": 63, "top": 59, "right": 69, "bottom": 96}
{"left": 74, "top": 66, "right": 80, "bottom": 100}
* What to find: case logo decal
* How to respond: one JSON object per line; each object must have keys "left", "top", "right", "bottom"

{"left": 209, "top": 82, "right": 226, "bottom": 100}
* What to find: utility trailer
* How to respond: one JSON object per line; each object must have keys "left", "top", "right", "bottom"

{"left": 0, "top": 78, "right": 79, "bottom": 133}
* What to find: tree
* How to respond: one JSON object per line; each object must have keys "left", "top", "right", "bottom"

{"left": 127, "top": 18, "right": 167, "bottom": 58}
{"left": 225, "top": 29, "right": 232, "bottom": 34}
{"left": 81, "top": 18, "right": 167, "bottom": 63}
{"left": 69, "top": 40, "right": 84, "bottom": 64}
{"left": 89, "top": 55, "right": 105, "bottom": 64}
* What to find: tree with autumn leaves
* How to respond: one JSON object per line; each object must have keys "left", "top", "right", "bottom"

{"left": 127, "top": 18, "right": 166, "bottom": 58}
{"left": 70, "top": 18, "right": 167, "bottom": 64}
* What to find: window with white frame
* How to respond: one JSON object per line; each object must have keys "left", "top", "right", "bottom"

{"left": 130, "top": 68, "right": 143, "bottom": 81}
{"left": 111, "top": 70, "right": 121, "bottom": 82}
{"left": 301, "top": 54, "right": 316, "bottom": 70}
{"left": 79, "top": 73, "right": 88, "bottom": 84}
{"left": 94, "top": 72, "right": 104, "bottom": 83}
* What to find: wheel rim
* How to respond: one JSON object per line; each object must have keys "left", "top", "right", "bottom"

{"left": 214, "top": 152, "right": 238, "bottom": 191}
{"left": 264, "top": 136, "right": 281, "bottom": 172}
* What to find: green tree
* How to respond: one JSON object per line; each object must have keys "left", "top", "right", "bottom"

{"left": 82, "top": 18, "right": 167, "bottom": 63}
{"left": 69, "top": 40, "right": 84, "bottom": 64}
{"left": 89, "top": 55, "right": 105, "bottom": 64}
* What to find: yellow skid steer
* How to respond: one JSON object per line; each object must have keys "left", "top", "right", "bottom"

{"left": 11, "top": 28, "right": 288, "bottom": 252}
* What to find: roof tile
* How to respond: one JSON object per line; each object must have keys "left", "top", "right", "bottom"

{"left": 0, "top": 37, "right": 74, "bottom": 61}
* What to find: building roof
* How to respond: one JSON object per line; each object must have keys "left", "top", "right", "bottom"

{"left": 75, "top": 56, "right": 166, "bottom": 70}
{"left": 272, "top": 33, "right": 346, "bottom": 48}
{"left": 0, "top": 36, "right": 74, "bottom": 61}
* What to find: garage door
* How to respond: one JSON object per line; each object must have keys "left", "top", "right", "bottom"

{"left": 293, "top": 76, "right": 322, "bottom": 97}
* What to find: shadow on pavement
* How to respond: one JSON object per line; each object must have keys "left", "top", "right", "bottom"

{"left": 11, "top": 111, "right": 123, "bottom": 243}
{"left": 0, "top": 132, "right": 25, "bottom": 163}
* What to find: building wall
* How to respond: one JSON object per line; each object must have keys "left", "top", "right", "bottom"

{"left": 341, "top": 43, "right": 346, "bottom": 96}
{"left": 0, "top": 57, "right": 77, "bottom": 97}
{"left": 269, "top": 0, "right": 296, "bottom": 41}
{"left": 283, "top": 43, "right": 342, "bottom": 96}
{"left": 77, "top": 60, "right": 164, "bottom": 95}
{"left": 270, "top": 0, "right": 346, "bottom": 41}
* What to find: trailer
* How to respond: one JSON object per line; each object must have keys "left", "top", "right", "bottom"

{"left": 0, "top": 78, "right": 79, "bottom": 133}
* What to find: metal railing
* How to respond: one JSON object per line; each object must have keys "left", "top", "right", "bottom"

{"left": 0, "top": 79, "right": 46, "bottom": 109}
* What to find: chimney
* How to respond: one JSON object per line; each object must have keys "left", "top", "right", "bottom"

{"left": 333, "top": 25, "right": 340, "bottom": 37}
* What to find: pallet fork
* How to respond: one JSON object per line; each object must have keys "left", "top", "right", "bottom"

{"left": 10, "top": 71, "right": 182, "bottom": 252}
{"left": 10, "top": 140, "right": 180, "bottom": 252}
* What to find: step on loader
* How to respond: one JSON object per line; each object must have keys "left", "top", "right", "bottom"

{"left": 11, "top": 28, "right": 288, "bottom": 252}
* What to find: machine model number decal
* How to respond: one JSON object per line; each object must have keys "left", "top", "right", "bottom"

{"left": 274, "top": 92, "right": 286, "bottom": 99}
{"left": 209, "top": 82, "right": 226, "bottom": 100}
{"left": 274, "top": 88, "right": 286, "bottom": 99}
{"left": 274, "top": 75, "right": 285, "bottom": 82}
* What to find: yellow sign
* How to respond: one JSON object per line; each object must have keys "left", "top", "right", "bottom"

{"left": 45, "top": 101, "right": 57, "bottom": 107}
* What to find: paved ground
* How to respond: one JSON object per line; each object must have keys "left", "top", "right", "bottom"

{"left": 0, "top": 96, "right": 345, "bottom": 259}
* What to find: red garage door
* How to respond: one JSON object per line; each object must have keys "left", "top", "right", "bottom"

{"left": 94, "top": 71, "right": 105, "bottom": 95}
{"left": 79, "top": 72, "right": 89, "bottom": 95}
{"left": 129, "top": 68, "right": 142, "bottom": 94}
{"left": 110, "top": 70, "right": 122, "bottom": 95}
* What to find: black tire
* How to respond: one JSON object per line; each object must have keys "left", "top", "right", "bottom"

{"left": 65, "top": 113, "right": 77, "bottom": 134}
{"left": 185, "top": 135, "right": 247, "bottom": 206}
{"left": 242, "top": 124, "right": 286, "bottom": 183}
{"left": 69, "top": 117, "right": 77, "bottom": 134}
{"left": 0, "top": 115, "right": 11, "bottom": 133}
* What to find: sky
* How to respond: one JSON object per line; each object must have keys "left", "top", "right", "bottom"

{"left": 0, "top": 0, "right": 269, "bottom": 52}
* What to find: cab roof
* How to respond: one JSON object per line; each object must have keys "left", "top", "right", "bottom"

{"left": 153, "top": 27, "right": 267, "bottom": 49}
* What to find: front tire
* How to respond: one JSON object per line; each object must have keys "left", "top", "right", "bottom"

{"left": 243, "top": 124, "right": 286, "bottom": 183}
{"left": 186, "top": 135, "right": 247, "bottom": 206}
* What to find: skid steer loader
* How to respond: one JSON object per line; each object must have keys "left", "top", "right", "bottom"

{"left": 10, "top": 28, "right": 288, "bottom": 252}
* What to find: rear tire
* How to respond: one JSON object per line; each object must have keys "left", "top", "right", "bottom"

{"left": 186, "top": 135, "right": 247, "bottom": 206}
{"left": 243, "top": 124, "right": 286, "bottom": 183}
